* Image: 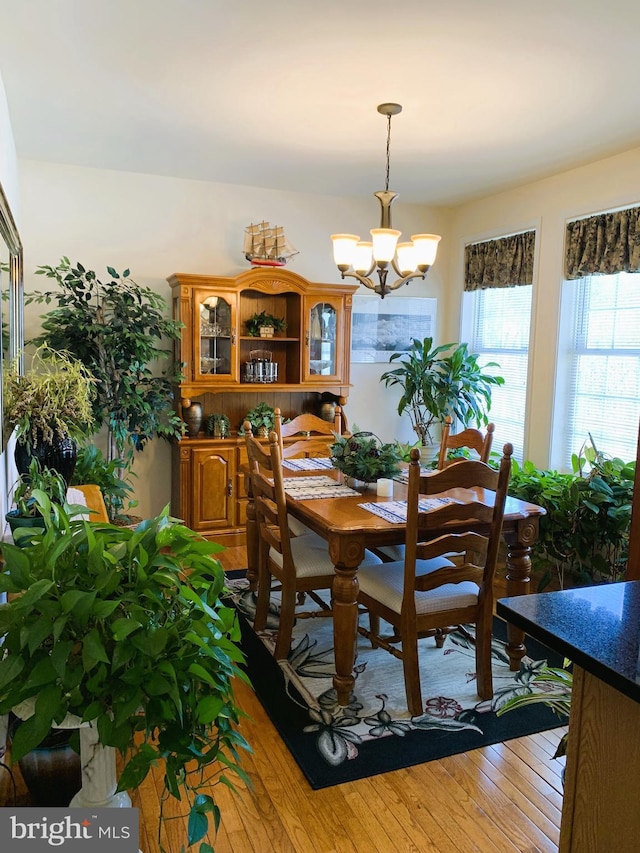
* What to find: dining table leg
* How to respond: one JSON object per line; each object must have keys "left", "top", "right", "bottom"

{"left": 328, "top": 533, "right": 366, "bottom": 706}
{"left": 504, "top": 516, "right": 540, "bottom": 670}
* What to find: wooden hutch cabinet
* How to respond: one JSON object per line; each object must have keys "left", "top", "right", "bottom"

{"left": 168, "top": 267, "right": 357, "bottom": 544}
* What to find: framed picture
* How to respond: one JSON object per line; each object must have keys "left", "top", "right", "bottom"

{"left": 350, "top": 296, "right": 437, "bottom": 363}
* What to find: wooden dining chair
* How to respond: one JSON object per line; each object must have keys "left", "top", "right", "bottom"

{"left": 375, "top": 417, "right": 496, "bottom": 564}
{"left": 437, "top": 415, "right": 495, "bottom": 468}
{"left": 357, "top": 443, "right": 513, "bottom": 716}
{"left": 274, "top": 406, "right": 343, "bottom": 459}
{"left": 244, "top": 424, "right": 381, "bottom": 659}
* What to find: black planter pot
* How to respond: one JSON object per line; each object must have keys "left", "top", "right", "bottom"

{"left": 14, "top": 433, "right": 77, "bottom": 487}
{"left": 5, "top": 510, "right": 47, "bottom": 547}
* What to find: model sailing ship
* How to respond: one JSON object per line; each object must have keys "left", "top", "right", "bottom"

{"left": 244, "top": 221, "right": 298, "bottom": 267}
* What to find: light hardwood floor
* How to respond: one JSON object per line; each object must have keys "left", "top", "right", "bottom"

{"left": 1, "top": 546, "right": 567, "bottom": 853}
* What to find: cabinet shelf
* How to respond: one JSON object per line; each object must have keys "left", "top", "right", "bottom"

{"left": 239, "top": 336, "right": 299, "bottom": 343}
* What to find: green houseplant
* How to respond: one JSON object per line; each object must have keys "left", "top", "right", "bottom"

{"left": 330, "top": 430, "right": 402, "bottom": 483}
{"left": 5, "top": 458, "right": 69, "bottom": 545}
{"left": 380, "top": 337, "right": 504, "bottom": 448}
{"left": 497, "top": 660, "right": 572, "bottom": 759}
{"left": 508, "top": 440, "right": 635, "bottom": 590}
{"left": 206, "top": 412, "right": 231, "bottom": 438}
{"left": 27, "top": 257, "right": 185, "bottom": 476}
{"left": 245, "top": 311, "right": 287, "bottom": 337}
{"left": 0, "top": 499, "right": 250, "bottom": 852}
{"left": 242, "top": 402, "right": 276, "bottom": 436}
{"left": 69, "top": 442, "right": 137, "bottom": 523}
{"left": 3, "top": 345, "right": 95, "bottom": 481}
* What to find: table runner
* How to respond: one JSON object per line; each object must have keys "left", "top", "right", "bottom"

{"left": 283, "top": 476, "right": 358, "bottom": 499}
{"left": 282, "top": 457, "right": 333, "bottom": 471}
{"left": 360, "top": 496, "right": 456, "bottom": 523}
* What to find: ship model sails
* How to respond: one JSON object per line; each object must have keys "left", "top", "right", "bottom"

{"left": 244, "top": 221, "right": 298, "bottom": 267}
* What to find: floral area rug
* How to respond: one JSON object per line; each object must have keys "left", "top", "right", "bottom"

{"left": 226, "top": 573, "right": 567, "bottom": 789}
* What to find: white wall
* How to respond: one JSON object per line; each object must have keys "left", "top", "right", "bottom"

{"left": 0, "top": 75, "right": 18, "bottom": 211}
{"left": 18, "top": 159, "right": 450, "bottom": 517}
{"left": 449, "top": 145, "right": 640, "bottom": 469}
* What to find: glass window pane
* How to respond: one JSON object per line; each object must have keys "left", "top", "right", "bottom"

{"left": 563, "top": 271, "right": 640, "bottom": 464}
{"left": 468, "top": 285, "right": 532, "bottom": 462}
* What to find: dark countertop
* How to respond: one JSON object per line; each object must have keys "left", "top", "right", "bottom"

{"left": 497, "top": 581, "right": 640, "bottom": 704}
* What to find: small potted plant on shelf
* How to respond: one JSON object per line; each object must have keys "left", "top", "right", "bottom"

{"left": 242, "top": 402, "right": 276, "bottom": 437}
{"left": 206, "top": 412, "right": 231, "bottom": 438}
{"left": 245, "top": 311, "right": 287, "bottom": 338}
{"left": 0, "top": 499, "right": 250, "bottom": 852}
{"left": 330, "top": 429, "right": 402, "bottom": 486}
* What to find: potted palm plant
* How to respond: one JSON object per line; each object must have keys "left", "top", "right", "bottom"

{"left": 3, "top": 345, "right": 95, "bottom": 483}
{"left": 380, "top": 336, "right": 504, "bottom": 456}
{"left": 0, "top": 498, "right": 250, "bottom": 852}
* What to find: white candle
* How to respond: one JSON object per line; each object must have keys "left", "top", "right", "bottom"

{"left": 377, "top": 478, "right": 394, "bottom": 497}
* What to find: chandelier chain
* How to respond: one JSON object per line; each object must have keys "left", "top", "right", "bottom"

{"left": 385, "top": 113, "right": 392, "bottom": 192}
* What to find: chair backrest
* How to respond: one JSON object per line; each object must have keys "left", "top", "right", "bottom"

{"left": 274, "top": 406, "right": 343, "bottom": 459}
{"left": 404, "top": 443, "right": 513, "bottom": 614}
{"left": 437, "top": 415, "right": 495, "bottom": 469}
{"left": 243, "top": 422, "right": 295, "bottom": 578}
{"left": 281, "top": 437, "right": 336, "bottom": 460}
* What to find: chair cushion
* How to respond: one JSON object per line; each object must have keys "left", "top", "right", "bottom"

{"left": 377, "top": 543, "right": 405, "bottom": 561}
{"left": 357, "top": 560, "right": 479, "bottom": 615}
{"left": 270, "top": 532, "right": 382, "bottom": 578}
{"left": 287, "top": 515, "right": 312, "bottom": 538}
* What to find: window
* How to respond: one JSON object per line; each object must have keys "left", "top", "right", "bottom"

{"left": 463, "top": 285, "right": 532, "bottom": 462}
{"left": 558, "top": 271, "right": 640, "bottom": 465}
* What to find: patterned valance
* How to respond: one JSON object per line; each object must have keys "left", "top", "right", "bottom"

{"left": 464, "top": 230, "right": 535, "bottom": 291}
{"left": 565, "top": 206, "right": 640, "bottom": 279}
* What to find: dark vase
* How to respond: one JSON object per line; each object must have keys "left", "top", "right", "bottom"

{"left": 8, "top": 714, "right": 82, "bottom": 806}
{"left": 182, "top": 401, "right": 203, "bottom": 437}
{"left": 14, "top": 433, "right": 78, "bottom": 487}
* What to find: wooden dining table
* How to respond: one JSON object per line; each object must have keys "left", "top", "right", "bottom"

{"left": 244, "top": 469, "right": 546, "bottom": 707}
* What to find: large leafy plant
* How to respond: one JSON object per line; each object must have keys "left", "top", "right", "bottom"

{"left": 0, "top": 500, "right": 250, "bottom": 852}
{"left": 380, "top": 337, "right": 504, "bottom": 446}
{"left": 508, "top": 441, "right": 635, "bottom": 589}
{"left": 28, "top": 257, "right": 184, "bottom": 468}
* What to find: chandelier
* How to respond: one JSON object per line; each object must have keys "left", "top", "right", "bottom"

{"left": 331, "top": 103, "right": 441, "bottom": 299}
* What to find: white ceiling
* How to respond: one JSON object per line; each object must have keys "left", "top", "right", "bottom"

{"left": 2, "top": 0, "right": 640, "bottom": 206}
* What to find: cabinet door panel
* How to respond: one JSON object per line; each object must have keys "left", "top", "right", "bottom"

{"left": 303, "top": 296, "right": 345, "bottom": 383}
{"left": 194, "top": 290, "right": 238, "bottom": 383}
{"left": 191, "top": 447, "right": 235, "bottom": 532}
